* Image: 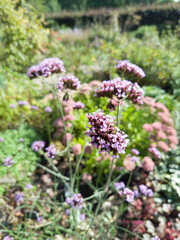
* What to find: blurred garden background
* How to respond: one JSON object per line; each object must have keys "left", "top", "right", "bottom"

{"left": 0, "top": 0, "right": 180, "bottom": 239}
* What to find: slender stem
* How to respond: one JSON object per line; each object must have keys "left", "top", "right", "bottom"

{"left": 72, "top": 143, "right": 86, "bottom": 190}
{"left": 83, "top": 157, "right": 115, "bottom": 240}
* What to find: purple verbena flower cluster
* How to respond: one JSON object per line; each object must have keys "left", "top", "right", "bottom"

{"left": 3, "top": 156, "right": 14, "bottom": 167}
{"left": 66, "top": 193, "right": 84, "bottom": 209}
{"left": 31, "top": 140, "right": 45, "bottom": 152}
{"left": 114, "top": 60, "right": 145, "bottom": 79}
{"left": 119, "top": 187, "right": 135, "bottom": 203}
{"left": 152, "top": 236, "right": 160, "bottom": 240}
{"left": 15, "top": 192, "right": 24, "bottom": 203}
{"left": 3, "top": 237, "right": 14, "bottom": 240}
{"left": 149, "top": 147, "right": 161, "bottom": 159}
{"left": 18, "top": 101, "right": 29, "bottom": 106}
{"left": 114, "top": 182, "right": 125, "bottom": 191}
{"left": 131, "top": 156, "right": 140, "bottom": 163}
{"left": 45, "top": 145, "right": 56, "bottom": 159}
{"left": 87, "top": 110, "right": 129, "bottom": 156}
{"left": 45, "top": 106, "right": 52, "bottom": 113}
{"left": 57, "top": 74, "right": 81, "bottom": 91}
{"left": 131, "top": 148, "right": 140, "bottom": 155}
{"left": 0, "top": 137, "right": 4, "bottom": 142}
{"left": 27, "top": 58, "right": 65, "bottom": 78}
{"left": 73, "top": 101, "right": 85, "bottom": 109}
{"left": 139, "top": 184, "right": 153, "bottom": 197}
{"left": 94, "top": 78, "right": 144, "bottom": 105}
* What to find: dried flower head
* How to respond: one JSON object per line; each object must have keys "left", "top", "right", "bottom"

{"left": 87, "top": 110, "right": 129, "bottom": 156}
{"left": 114, "top": 60, "right": 145, "bottom": 79}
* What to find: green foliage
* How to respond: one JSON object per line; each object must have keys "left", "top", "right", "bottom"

{"left": 0, "top": 0, "right": 48, "bottom": 71}
{"left": 0, "top": 125, "right": 41, "bottom": 193}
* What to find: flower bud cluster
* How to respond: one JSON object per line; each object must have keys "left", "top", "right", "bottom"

{"left": 27, "top": 58, "right": 65, "bottom": 78}
{"left": 86, "top": 110, "right": 129, "bottom": 156}
{"left": 114, "top": 60, "right": 145, "bottom": 79}
{"left": 57, "top": 74, "right": 81, "bottom": 91}
{"left": 148, "top": 147, "right": 161, "bottom": 159}
{"left": 66, "top": 193, "right": 84, "bottom": 209}
{"left": 94, "top": 78, "right": 144, "bottom": 105}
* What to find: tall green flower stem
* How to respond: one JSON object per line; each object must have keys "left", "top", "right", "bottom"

{"left": 83, "top": 157, "right": 116, "bottom": 240}
{"left": 71, "top": 143, "right": 86, "bottom": 190}
{"left": 51, "top": 84, "right": 73, "bottom": 190}
{"left": 117, "top": 100, "right": 123, "bottom": 127}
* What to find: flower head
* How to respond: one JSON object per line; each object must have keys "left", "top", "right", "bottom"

{"left": 114, "top": 182, "right": 125, "bottom": 191}
{"left": 122, "top": 188, "right": 135, "bottom": 202}
{"left": 57, "top": 74, "right": 80, "bottom": 91}
{"left": 131, "top": 148, "right": 140, "bottom": 155}
{"left": 10, "top": 104, "right": 16, "bottom": 109}
{"left": 3, "top": 156, "right": 14, "bottom": 167}
{"left": 87, "top": 110, "right": 129, "bottom": 156}
{"left": 3, "top": 236, "right": 14, "bottom": 240}
{"left": 66, "top": 193, "right": 84, "bottom": 209}
{"left": 26, "top": 183, "right": 33, "bottom": 189}
{"left": 27, "top": 58, "right": 65, "bottom": 79}
{"left": 152, "top": 236, "right": 160, "bottom": 240}
{"left": 142, "top": 156, "right": 155, "bottom": 172}
{"left": 31, "top": 105, "right": 39, "bottom": 110}
{"left": 31, "top": 140, "right": 45, "bottom": 152}
{"left": 15, "top": 192, "right": 24, "bottom": 203}
{"left": 94, "top": 78, "right": 144, "bottom": 105}
{"left": 18, "top": 101, "right": 29, "bottom": 106}
{"left": 148, "top": 147, "right": 161, "bottom": 159}
{"left": 45, "top": 145, "right": 56, "bottom": 159}
{"left": 139, "top": 184, "right": 153, "bottom": 197}
{"left": 114, "top": 60, "right": 145, "bottom": 79}
{"left": 0, "top": 137, "right": 4, "bottom": 142}
{"left": 73, "top": 101, "right": 85, "bottom": 109}
{"left": 45, "top": 106, "right": 52, "bottom": 113}
{"left": 37, "top": 216, "right": 43, "bottom": 223}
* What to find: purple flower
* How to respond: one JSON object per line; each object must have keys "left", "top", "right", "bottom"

{"left": 148, "top": 147, "right": 161, "bottom": 159}
{"left": 114, "top": 60, "right": 145, "bottom": 79}
{"left": 73, "top": 101, "right": 85, "bottom": 110}
{"left": 131, "top": 156, "right": 140, "bottom": 163}
{"left": 27, "top": 58, "right": 65, "bottom": 79}
{"left": 134, "top": 190, "right": 139, "bottom": 197}
{"left": 27, "top": 65, "right": 40, "bottom": 79}
{"left": 45, "top": 106, "right": 52, "bottom": 113}
{"left": 131, "top": 148, "right": 140, "bottom": 155}
{"left": 87, "top": 110, "right": 129, "bottom": 156}
{"left": 3, "top": 236, "right": 14, "bottom": 240}
{"left": 139, "top": 184, "right": 153, "bottom": 197}
{"left": 10, "top": 104, "right": 16, "bottom": 109}
{"left": 45, "top": 145, "right": 56, "bottom": 159}
{"left": 57, "top": 74, "right": 81, "bottom": 91}
{"left": 80, "top": 214, "right": 86, "bottom": 221}
{"left": 114, "top": 182, "right": 125, "bottom": 191}
{"left": 26, "top": 183, "right": 33, "bottom": 189}
{"left": 31, "top": 140, "right": 45, "bottom": 151}
{"left": 19, "top": 138, "right": 24, "bottom": 143}
{"left": 3, "top": 156, "right": 14, "bottom": 167}
{"left": 123, "top": 188, "right": 134, "bottom": 202}
{"left": 94, "top": 78, "right": 144, "bottom": 105}
{"left": 31, "top": 105, "right": 39, "bottom": 110}
{"left": 152, "top": 237, "right": 160, "bottom": 240}
{"left": 37, "top": 216, "right": 43, "bottom": 223}
{"left": 18, "top": 101, "right": 29, "bottom": 106}
{"left": 65, "top": 209, "right": 70, "bottom": 215}
{"left": 15, "top": 192, "right": 24, "bottom": 203}
{"left": 66, "top": 193, "right": 84, "bottom": 209}
{"left": 0, "top": 137, "right": 4, "bottom": 142}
